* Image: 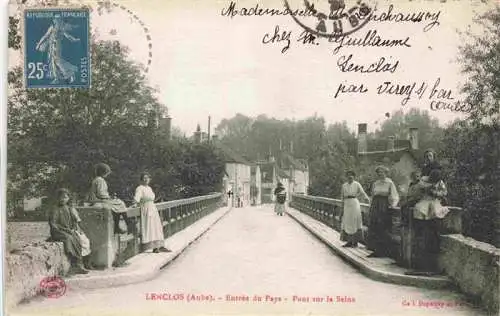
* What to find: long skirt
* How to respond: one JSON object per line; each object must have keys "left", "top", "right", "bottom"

{"left": 141, "top": 201, "right": 165, "bottom": 250}
{"left": 413, "top": 219, "right": 440, "bottom": 272}
{"left": 51, "top": 231, "right": 82, "bottom": 260}
{"left": 367, "top": 195, "right": 392, "bottom": 255}
{"left": 340, "top": 198, "right": 363, "bottom": 244}
{"left": 275, "top": 203, "right": 285, "bottom": 214}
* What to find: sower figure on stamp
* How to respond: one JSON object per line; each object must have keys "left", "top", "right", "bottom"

{"left": 88, "top": 163, "right": 132, "bottom": 234}
{"left": 274, "top": 182, "right": 287, "bottom": 216}
{"left": 48, "top": 188, "right": 92, "bottom": 275}
{"left": 131, "top": 173, "right": 172, "bottom": 253}
{"left": 35, "top": 15, "right": 80, "bottom": 84}
{"left": 340, "top": 170, "right": 370, "bottom": 248}
{"left": 367, "top": 165, "right": 399, "bottom": 258}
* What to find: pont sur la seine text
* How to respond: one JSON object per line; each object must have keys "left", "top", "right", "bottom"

{"left": 145, "top": 293, "right": 356, "bottom": 303}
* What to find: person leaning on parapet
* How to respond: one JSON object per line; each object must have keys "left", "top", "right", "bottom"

{"left": 48, "top": 188, "right": 93, "bottom": 274}
{"left": 274, "top": 182, "right": 287, "bottom": 216}
{"left": 88, "top": 163, "right": 132, "bottom": 234}
{"left": 340, "top": 170, "right": 370, "bottom": 248}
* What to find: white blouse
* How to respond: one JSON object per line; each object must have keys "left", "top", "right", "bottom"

{"left": 371, "top": 178, "right": 400, "bottom": 208}
{"left": 340, "top": 181, "right": 370, "bottom": 202}
{"left": 134, "top": 185, "right": 156, "bottom": 204}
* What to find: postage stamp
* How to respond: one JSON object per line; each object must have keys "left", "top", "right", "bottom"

{"left": 284, "top": 0, "right": 375, "bottom": 38}
{"left": 39, "top": 276, "right": 67, "bottom": 298}
{"left": 23, "top": 7, "right": 90, "bottom": 88}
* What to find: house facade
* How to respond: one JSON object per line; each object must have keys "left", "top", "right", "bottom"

{"left": 356, "top": 123, "right": 420, "bottom": 196}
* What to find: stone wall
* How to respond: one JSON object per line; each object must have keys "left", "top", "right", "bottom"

{"left": 5, "top": 242, "right": 71, "bottom": 310}
{"left": 438, "top": 234, "right": 500, "bottom": 314}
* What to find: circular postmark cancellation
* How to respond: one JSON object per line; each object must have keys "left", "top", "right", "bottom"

{"left": 284, "top": 0, "right": 376, "bottom": 38}
{"left": 39, "top": 276, "right": 67, "bottom": 298}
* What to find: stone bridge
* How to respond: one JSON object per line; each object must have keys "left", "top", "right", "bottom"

{"left": 6, "top": 193, "right": 499, "bottom": 315}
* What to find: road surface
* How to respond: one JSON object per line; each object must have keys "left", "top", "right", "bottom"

{"left": 11, "top": 205, "right": 486, "bottom": 316}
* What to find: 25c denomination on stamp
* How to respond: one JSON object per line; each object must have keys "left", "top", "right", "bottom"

{"left": 23, "top": 7, "right": 90, "bottom": 88}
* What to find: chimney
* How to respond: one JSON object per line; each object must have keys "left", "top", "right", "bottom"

{"left": 193, "top": 124, "right": 201, "bottom": 144}
{"left": 387, "top": 136, "right": 395, "bottom": 151}
{"left": 207, "top": 116, "right": 211, "bottom": 143}
{"left": 357, "top": 123, "right": 367, "bottom": 154}
{"left": 409, "top": 127, "right": 419, "bottom": 150}
{"left": 159, "top": 115, "right": 172, "bottom": 140}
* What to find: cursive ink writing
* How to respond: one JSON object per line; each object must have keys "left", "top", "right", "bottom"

{"left": 376, "top": 81, "right": 426, "bottom": 106}
{"left": 369, "top": 5, "right": 441, "bottom": 32}
{"left": 262, "top": 25, "right": 292, "bottom": 54}
{"left": 337, "top": 54, "right": 399, "bottom": 73}
{"left": 221, "top": 1, "right": 315, "bottom": 18}
{"left": 297, "top": 30, "right": 318, "bottom": 45}
{"left": 334, "top": 82, "right": 368, "bottom": 98}
{"left": 330, "top": 30, "right": 411, "bottom": 55}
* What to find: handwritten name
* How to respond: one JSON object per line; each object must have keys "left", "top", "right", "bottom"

{"left": 330, "top": 30, "right": 411, "bottom": 55}
{"left": 337, "top": 54, "right": 399, "bottom": 73}
{"left": 369, "top": 5, "right": 441, "bottom": 32}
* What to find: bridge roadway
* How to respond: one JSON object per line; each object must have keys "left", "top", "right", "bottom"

{"left": 12, "top": 205, "right": 485, "bottom": 316}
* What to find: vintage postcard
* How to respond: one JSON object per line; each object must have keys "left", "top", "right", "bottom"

{"left": 4, "top": 0, "right": 499, "bottom": 315}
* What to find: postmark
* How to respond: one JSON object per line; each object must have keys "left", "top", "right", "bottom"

{"left": 23, "top": 7, "right": 90, "bottom": 88}
{"left": 39, "top": 276, "right": 67, "bottom": 298}
{"left": 284, "top": 0, "right": 375, "bottom": 39}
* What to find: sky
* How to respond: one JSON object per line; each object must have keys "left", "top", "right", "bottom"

{"left": 7, "top": 0, "right": 496, "bottom": 135}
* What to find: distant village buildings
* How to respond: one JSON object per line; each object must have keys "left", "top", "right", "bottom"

{"left": 193, "top": 124, "right": 310, "bottom": 206}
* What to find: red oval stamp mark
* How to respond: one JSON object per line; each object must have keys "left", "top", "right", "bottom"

{"left": 39, "top": 276, "right": 66, "bottom": 298}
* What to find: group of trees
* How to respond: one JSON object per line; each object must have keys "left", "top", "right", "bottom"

{"left": 7, "top": 9, "right": 225, "bottom": 214}
{"left": 215, "top": 107, "right": 445, "bottom": 199}
{"left": 438, "top": 6, "right": 500, "bottom": 245}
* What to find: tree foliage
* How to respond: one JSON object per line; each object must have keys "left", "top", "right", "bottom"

{"left": 458, "top": 6, "right": 500, "bottom": 124}
{"left": 441, "top": 5, "right": 500, "bottom": 246}
{"left": 7, "top": 37, "right": 224, "bottom": 210}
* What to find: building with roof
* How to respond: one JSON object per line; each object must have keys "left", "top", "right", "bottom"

{"left": 214, "top": 141, "right": 254, "bottom": 207}
{"left": 356, "top": 123, "right": 420, "bottom": 195}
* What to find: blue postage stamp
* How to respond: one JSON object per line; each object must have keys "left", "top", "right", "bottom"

{"left": 24, "top": 8, "right": 90, "bottom": 88}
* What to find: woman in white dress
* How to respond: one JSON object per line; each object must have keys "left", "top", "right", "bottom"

{"left": 132, "top": 173, "right": 171, "bottom": 253}
{"left": 340, "top": 170, "right": 370, "bottom": 247}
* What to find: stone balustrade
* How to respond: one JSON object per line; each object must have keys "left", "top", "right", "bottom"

{"left": 290, "top": 193, "right": 463, "bottom": 262}
{"left": 78, "top": 193, "right": 223, "bottom": 268}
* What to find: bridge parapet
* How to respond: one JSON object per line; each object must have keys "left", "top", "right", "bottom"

{"left": 290, "top": 193, "right": 463, "bottom": 260}
{"left": 78, "top": 193, "right": 223, "bottom": 268}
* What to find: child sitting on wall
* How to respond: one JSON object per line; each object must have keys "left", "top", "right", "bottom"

{"left": 48, "top": 188, "right": 93, "bottom": 274}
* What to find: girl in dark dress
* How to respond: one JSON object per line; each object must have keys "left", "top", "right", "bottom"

{"left": 367, "top": 166, "right": 399, "bottom": 257}
{"left": 49, "top": 188, "right": 91, "bottom": 274}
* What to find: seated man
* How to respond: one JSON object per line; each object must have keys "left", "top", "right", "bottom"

{"left": 49, "top": 188, "right": 93, "bottom": 274}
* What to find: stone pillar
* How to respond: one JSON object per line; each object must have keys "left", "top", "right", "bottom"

{"left": 77, "top": 207, "right": 116, "bottom": 268}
